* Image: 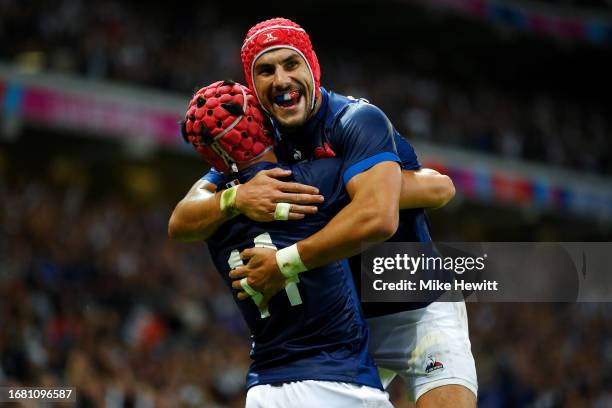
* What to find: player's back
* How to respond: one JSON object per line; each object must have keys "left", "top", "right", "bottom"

{"left": 206, "top": 158, "right": 382, "bottom": 390}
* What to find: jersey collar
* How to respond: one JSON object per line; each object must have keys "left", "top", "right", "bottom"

{"left": 304, "top": 86, "right": 329, "bottom": 134}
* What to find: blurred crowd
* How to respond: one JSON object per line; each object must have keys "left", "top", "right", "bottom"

{"left": 0, "top": 172, "right": 251, "bottom": 407}
{"left": 469, "top": 303, "right": 612, "bottom": 407}
{"left": 1, "top": 158, "right": 611, "bottom": 407}
{"left": 538, "top": 0, "right": 612, "bottom": 11}
{"left": 1, "top": 0, "right": 611, "bottom": 175}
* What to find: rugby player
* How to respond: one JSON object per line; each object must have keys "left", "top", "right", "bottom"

{"left": 179, "top": 80, "right": 392, "bottom": 407}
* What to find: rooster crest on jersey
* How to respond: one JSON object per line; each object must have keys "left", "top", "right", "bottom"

{"left": 425, "top": 355, "right": 444, "bottom": 374}
{"left": 181, "top": 80, "right": 274, "bottom": 173}
{"left": 241, "top": 17, "right": 321, "bottom": 111}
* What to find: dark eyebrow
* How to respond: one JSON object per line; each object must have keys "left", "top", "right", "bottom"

{"left": 256, "top": 55, "right": 299, "bottom": 73}
{"left": 255, "top": 62, "right": 274, "bottom": 72}
{"left": 282, "top": 55, "right": 300, "bottom": 65}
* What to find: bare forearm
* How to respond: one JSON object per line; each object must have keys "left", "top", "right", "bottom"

{"left": 399, "top": 169, "right": 455, "bottom": 210}
{"left": 239, "top": 163, "right": 400, "bottom": 297}
{"left": 297, "top": 201, "right": 396, "bottom": 269}
{"left": 169, "top": 169, "right": 324, "bottom": 242}
{"left": 168, "top": 191, "right": 231, "bottom": 241}
{"left": 297, "top": 162, "right": 401, "bottom": 270}
{"left": 168, "top": 179, "right": 232, "bottom": 242}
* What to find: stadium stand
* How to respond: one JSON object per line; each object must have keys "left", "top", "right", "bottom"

{"left": 1, "top": 1, "right": 611, "bottom": 406}
{"left": 1, "top": 0, "right": 610, "bottom": 175}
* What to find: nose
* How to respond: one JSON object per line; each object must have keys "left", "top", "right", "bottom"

{"left": 272, "top": 66, "right": 291, "bottom": 90}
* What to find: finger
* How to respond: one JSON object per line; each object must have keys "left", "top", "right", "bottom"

{"left": 275, "top": 192, "right": 324, "bottom": 205}
{"left": 287, "top": 213, "right": 305, "bottom": 220}
{"left": 229, "top": 268, "right": 247, "bottom": 279}
{"left": 241, "top": 277, "right": 264, "bottom": 295}
{"left": 277, "top": 181, "right": 320, "bottom": 195}
{"left": 237, "top": 291, "right": 250, "bottom": 301}
{"left": 231, "top": 279, "right": 244, "bottom": 290}
{"left": 260, "top": 168, "right": 292, "bottom": 179}
{"left": 241, "top": 249, "right": 259, "bottom": 261}
{"left": 260, "top": 294, "right": 271, "bottom": 310}
{"left": 287, "top": 204, "right": 318, "bottom": 215}
{"left": 240, "top": 248, "right": 254, "bottom": 260}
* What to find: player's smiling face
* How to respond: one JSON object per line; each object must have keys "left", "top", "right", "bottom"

{"left": 253, "top": 48, "right": 314, "bottom": 130}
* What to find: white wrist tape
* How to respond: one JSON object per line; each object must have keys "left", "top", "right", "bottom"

{"left": 276, "top": 244, "right": 308, "bottom": 279}
{"left": 274, "top": 202, "right": 291, "bottom": 221}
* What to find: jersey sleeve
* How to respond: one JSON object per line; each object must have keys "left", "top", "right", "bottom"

{"left": 394, "top": 132, "right": 421, "bottom": 170}
{"left": 201, "top": 167, "right": 225, "bottom": 187}
{"left": 330, "top": 102, "right": 401, "bottom": 185}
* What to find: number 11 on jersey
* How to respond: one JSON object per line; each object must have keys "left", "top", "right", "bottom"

{"left": 228, "top": 233, "right": 303, "bottom": 319}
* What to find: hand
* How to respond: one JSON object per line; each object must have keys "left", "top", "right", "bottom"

{"left": 230, "top": 247, "right": 286, "bottom": 309}
{"left": 234, "top": 168, "right": 324, "bottom": 222}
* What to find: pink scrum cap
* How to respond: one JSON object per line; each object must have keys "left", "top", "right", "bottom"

{"left": 241, "top": 17, "right": 321, "bottom": 111}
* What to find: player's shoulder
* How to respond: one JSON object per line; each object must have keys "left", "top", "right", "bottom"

{"left": 341, "top": 99, "right": 388, "bottom": 121}
{"left": 335, "top": 99, "right": 391, "bottom": 132}
{"left": 201, "top": 167, "right": 226, "bottom": 188}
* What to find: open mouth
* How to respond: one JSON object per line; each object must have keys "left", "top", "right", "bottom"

{"left": 273, "top": 90, "right": 301, "bottom": 109}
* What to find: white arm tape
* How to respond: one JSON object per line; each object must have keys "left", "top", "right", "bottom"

{"left": 274, "top": 202, "right": 291, "bottom": 221}
{"left": 276, "top": 244, "right": 308, "bottom": 279}
{"left": 240, "top": 277, "right": 259, "bottom": 297}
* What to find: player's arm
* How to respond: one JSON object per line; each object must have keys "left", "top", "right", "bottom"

{"left": 400, "top": 168, "right": 455, "bottom": 210}
{"left": 230, "top": 103, "right": 403, "bottom": 302}
{"left": 392, "top": 131, "right": 455, "bottom": 209}
{"left": 289, "top": 104, "right": 403, "bottom": 268}
{"left": 168, "top": 168, "right": 324, "bottom": 242}
{"left": 168, "top": 178, "right": 229, "bottom": 242}
{"left": 296, "top": 161, "right": 401, "bottom": 268}
{"left": 231, "top": 160, "right": 401, "bottom": 303}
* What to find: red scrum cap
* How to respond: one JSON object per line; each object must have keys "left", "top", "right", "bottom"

{"left": 181, "top": 80, "right": 274, "bottom": 173}
{"left": 241, "top": 18, "right": 321, "bottom": 110}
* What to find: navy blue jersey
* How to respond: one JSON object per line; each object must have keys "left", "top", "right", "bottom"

{"left": 202, "top": 88, "right": 436, "bottom": 318}
{"left": 292, "top": 89, "right": 437, "bottom": 316}
{"left": 206, "top": 159, "right": 382, "bottom": 390}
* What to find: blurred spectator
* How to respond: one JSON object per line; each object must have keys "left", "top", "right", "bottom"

{"left": 0, "top": 172, "right": 251, "bottom": 407}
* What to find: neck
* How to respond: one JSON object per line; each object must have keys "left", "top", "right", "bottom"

{"left": 236, "top": 148, "right": 277, "bottom": 171}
